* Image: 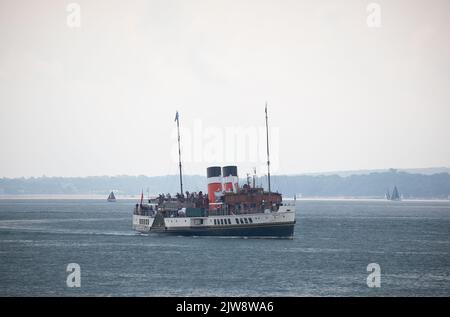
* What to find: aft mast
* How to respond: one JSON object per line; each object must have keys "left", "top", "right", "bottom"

{"left": 265, "top": 102, "right": 271, "bottom": 194}
{"left": 175, "top": 111, "right": 184, "bottom": 195}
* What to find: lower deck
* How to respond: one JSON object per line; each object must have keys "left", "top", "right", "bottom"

{"left": 133, "top": 207, "right": 296, "bottom": 238}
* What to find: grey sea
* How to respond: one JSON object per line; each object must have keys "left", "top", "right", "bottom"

{"left": 0, "top": 199, "right": 449, "bottom": 296}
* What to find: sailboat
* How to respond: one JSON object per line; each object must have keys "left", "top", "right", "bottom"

{"left": 391, "top": 186, "right": 401, "bottom": 201}
{"left": 107, "top": 191, "right": 116, "bottom": 202}
{"left": 386, "top": 186, "right": 401, "bottom": 201}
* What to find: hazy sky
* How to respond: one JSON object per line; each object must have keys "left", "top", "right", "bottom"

{"left": 1, "top": 0, "right": 449, "bottom": 178}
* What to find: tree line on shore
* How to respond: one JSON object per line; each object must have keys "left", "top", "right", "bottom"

{"left": 1, "top": 170, "right": 450, "bottom": 199}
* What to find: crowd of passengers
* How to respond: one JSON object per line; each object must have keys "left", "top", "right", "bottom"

{"left": 157, "top": 191, "right": 209, "bottom": 208}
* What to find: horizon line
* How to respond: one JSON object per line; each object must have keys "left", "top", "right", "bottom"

{"left": 1, "top": 166, "right": 450, "bottom": 180}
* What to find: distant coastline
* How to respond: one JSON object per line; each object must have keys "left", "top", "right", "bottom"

{"left": 1, "top": 168, "right": 450, "bottom": 200}
{"left": 1, "top": 195, "right": 449, "bottom": 203}
{"left": 0, "top": 195, "right": 141, "bottom": 200}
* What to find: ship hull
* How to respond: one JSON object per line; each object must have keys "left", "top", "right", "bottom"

{"left": 133, "top": 206, "right": 296, "bottom": 239}
{"left": 149, "top": 222, "right": 295, "bottom": 238}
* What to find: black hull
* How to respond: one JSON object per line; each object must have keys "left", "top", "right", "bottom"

{"left": 149, "top": 222, "right": 295, "bottom": 238}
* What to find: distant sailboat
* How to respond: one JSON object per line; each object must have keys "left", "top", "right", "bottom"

{"left": 107, "top": 191, "right": 116, "bottom": 202}
{"left": 391, "top": 186, "right": 401, "bottom": 201}
{"left": 386, "top": 186, "right": 401, "bottom": 201}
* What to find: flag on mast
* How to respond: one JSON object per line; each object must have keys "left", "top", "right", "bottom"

{"left": 174, "top": 111, "right": 179, "bottom": 122}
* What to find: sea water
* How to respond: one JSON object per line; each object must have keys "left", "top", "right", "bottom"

{"left": 0, "top": 199, "right": 449, "bottom": 296}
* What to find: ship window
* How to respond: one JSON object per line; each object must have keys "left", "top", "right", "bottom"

{"left": 220, "top": 219, "right": 224, "bottom": 225}
{"left": 227, "top": 219, "right": 231, "bottom": 225}
{"left": 239, "top": 218, "right": 244, "bottom": 224}
{"left": 248, "top": 218, "right": 253, "bottom": 223}
{"left": 235, "top": 219, "right": 239, "bottom": 224}
{"left": 244, "top": 218, "right": 249, "bottom": 224}
{"left": 214, "top": 219, "right": 217, "bottom": 225}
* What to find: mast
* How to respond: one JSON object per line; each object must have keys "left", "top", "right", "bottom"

{"left": 265, "top": 102, "right": 271, "bottom": 194}
{"left": 175, "top": 111, "right": 183, "bottom": 195}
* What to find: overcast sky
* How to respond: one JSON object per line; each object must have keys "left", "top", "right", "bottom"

{"left": 0, "top": 0, "right": 449, "bottom": 178}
